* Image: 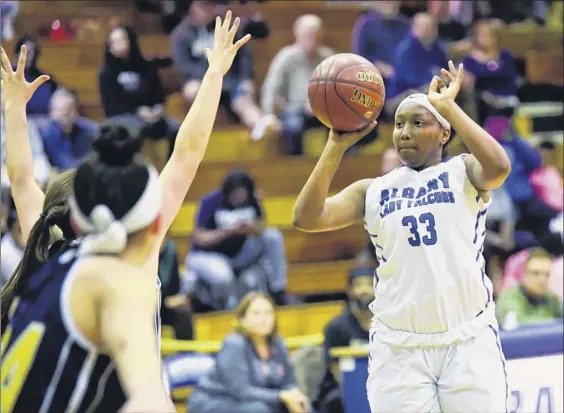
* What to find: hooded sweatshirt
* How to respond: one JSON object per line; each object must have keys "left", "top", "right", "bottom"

{"left": 98, "top": 26, "right": 167, "bottom": 117}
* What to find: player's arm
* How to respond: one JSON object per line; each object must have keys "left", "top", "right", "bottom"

{"left": 293, "top": 124, "right": 376, "bottom": 232}
{"left": 97, "top": 270, "right": 172, "bottom": 410}
{"left": 156, "top": 12, "right": 250, "bottom": 246}
{"left": 1, "top": 46, "right": 50, "bottom": 242}
{"left": 429, "top": 61, "right": 511, "bottom": 191}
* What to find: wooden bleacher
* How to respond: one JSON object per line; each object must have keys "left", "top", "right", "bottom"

{"left": 194, "top": 301, "right": 344, "bottom": 341}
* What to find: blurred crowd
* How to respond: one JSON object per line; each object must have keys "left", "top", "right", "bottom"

{"left": 1, "top": 1, "right": 563, "bottom": 412}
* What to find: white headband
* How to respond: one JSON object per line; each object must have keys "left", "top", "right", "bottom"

{"left": 395, "top": 93, "right": 451, "bottom": 130}
{"left": 69, "top": 166, "right": 162, "bottom": 255}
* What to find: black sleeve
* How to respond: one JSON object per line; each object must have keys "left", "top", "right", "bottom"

{"left": 171, "top": 27, "right": 208, "bottom": 80}
{"left": 98, "top": 70, "right": 138, "bottom": 116}
{"left": 323, "top": 320, "right": 350, "bottom": 363}
{"left": 145, "top": 67, "right": 166, "bottom": 106}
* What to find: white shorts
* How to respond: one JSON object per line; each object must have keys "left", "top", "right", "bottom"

{"left": 367, "top": 325, "right": 508, "bottom": 413}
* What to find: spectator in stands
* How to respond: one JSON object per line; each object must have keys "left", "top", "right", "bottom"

{"left": 261, "top": 14, "right": 333, "bottom": 155}
{"left": 13, "top": 35, "right": 59, "bottom": 127}
{"left": 1, "top": 110, "right": 51, "bottom": 191}
{"left": 188, "top": 292, "right": 309, "bottom": 413}
{"left": 99, "top": 25, "right": 179, "bottom": 144}
{"left": 427, "top": 0, "right": 472, "bottom": 58}
{"left": 484, "top": 116, "right": 560, "bottom": 242}
{"left": 315, "top": 267, "right": 373, "bottom": 413}
{"left": 351, "top": 2, "right": 409, "bottom": 92}
{"left": 500, "top": 227, "right": 563, "bottom": 296}
{"left": 388, "top": 13, "right": 448, "bottom": 112}
{"left": 171, "top": 1, "right": 278, "bottom": 142}
{"left": 496, "top": 247, "right": 562, "bottom": 329}
{"left": 158, "top": 237, "right": 193, "bottom": 340}
{"left": 0, "top": 203, "right": 24, "bottom": 287}
{"left": 1, "top": 1, "right": 19, "bottom": 42}
{"left": 40, "top": 89, "right": 98, "bottom": 171}
{"left": 463, "top": 19, "right": 519, "bottom": 123}
{"left": 186, "top": 169, "right": 287, "bottom": 310}
{"left": 530, "top": 140, "right": 563, "bottom": 212}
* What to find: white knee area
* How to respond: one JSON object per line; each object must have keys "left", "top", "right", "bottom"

{"left": 206, "top": 257, "right": 234, "bottom": 287}
{"left": 260, "top": 227, "right": 283, "bottom": 245}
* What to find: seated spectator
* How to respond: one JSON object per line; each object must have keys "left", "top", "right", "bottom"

{"left": 484, "top": 116, "right": 559, "bottom": 241}
{"left": 1, "top": 110, "right": 51, "bottom": 191}
{"left": 496, "top": 247, "right": 562, "bottom": 329}
{"left": 171, "top": 1, "right": 277, "bottom": 141}
{"left": 186, "top": 170, "right": 287, "bottom": 310}
{"left": 158, "top": 237, "right": 193, "bottom": 340}
{"left": 0, "top": 203, "right": 24, "bottom": 286}
{"left": 99, "top": 25, "right": 179, "bottom": 146}
{"left": 315, "top": 267, "right": 373, "bottom": 413}
{"left": 388, "top": 13, "right": 448, "bottom": 112}
{"left": 40, "top": 89, "right": 98, "bottom": 171}
{"left": 188, "top": 292, "right": 309, "bottom": 413}
{"left": 351, "top": 1, "right": 409, "bottom": 95}
{"left": 427, "top": 0, "right": 471, "bottom": 58}
{"left": 462, "top": 19, "right": 519, "bottom": 123}
{"left": 261, "top": 14, "right": 333, "bottom": 155}
{"left": 13, "top": 35, "right": 59, "bottom": 127}
{"left": 529, "top": 140, "right": 563, "bottom": 212}
{"left": 1, "top": 1, "right": 19, "bottom": 42}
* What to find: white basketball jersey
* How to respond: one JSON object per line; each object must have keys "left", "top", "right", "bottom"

{"left": 364, "top": 155, "right": 497, "bottom": 347}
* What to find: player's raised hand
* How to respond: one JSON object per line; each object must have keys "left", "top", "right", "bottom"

{"left": 328, "top": 120, "right": 378, "bottom": 150}
{"left": 205, "top": 10, "right": 251, "bottom": 75}
{"left": 1, "top": 45, "right": 50, "bottom": 106}
{"left": 428, "top": 60, "right": 464, "bottom": 111}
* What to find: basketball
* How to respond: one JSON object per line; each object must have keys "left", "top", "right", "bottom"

{"left": 308, "top": 53, "right": 386, "bottom": 132}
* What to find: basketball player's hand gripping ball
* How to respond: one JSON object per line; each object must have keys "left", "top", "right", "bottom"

{"left": 427, "top": 60, "right": 464, "bottom": 112}
{"left": 0, "top": 45, "right": 50, "bottom": 106}
{"left": 205, "top": 10, "right": 251, "bottom": 75}
{"left": 328, "top": 120, "right": 378, "bottom": 149}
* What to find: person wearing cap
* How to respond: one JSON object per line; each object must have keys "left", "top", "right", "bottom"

{"left": 314, "top": 267, "right": 374, "bottom": 413}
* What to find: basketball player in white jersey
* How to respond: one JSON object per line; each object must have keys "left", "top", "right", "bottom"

{"left": 293, "top": 61, "right": 512, "bottom": 412}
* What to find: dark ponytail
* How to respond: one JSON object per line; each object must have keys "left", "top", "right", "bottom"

{"left": 1, "top": 169, "right": 76, "bottom": 318}
{"left": 73, "top": 123, "right": 147, "bottom": 221}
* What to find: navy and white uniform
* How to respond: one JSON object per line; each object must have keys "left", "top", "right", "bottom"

{"left": 0, "top": 243, "right": 165, "bottom": 413}
{"left": 364, "top": 155, "right": 508, "bottom": 412}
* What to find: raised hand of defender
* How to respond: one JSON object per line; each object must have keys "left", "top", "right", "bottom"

{"left": 205, "top": 10, "right": 251, "bottom": 75}
{"left": 1, "top": 45, "right": 50, "bottom": 106}
{"left": 428, "top": 60, "right": 464, "bottom": 111}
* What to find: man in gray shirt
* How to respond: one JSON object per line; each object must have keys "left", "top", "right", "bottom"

{"left": 260, "top": 14, "right": 334, "bottom": 155}
{"left": 170, "top": 1, "right": 279, "bottom": 142}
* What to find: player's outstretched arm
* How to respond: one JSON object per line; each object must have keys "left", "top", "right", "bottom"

{"left": 293, "top": 122, "right": 376, "bottom": 233}
{"left": 96, "top": 267, "right": 174, "bottom": 412}
{"left": 428, "top": 61, "right": 511, "bottom": 191}
{"left": 1, "top": 45, "right": 50, "bottom": 242}
{"left": 157, "top": 11, "right": 250, "bottom": 244}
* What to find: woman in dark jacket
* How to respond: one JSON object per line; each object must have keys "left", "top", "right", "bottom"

{"left": 98, "top": 25, "right": 179, "bottom": 142}
{"left": 188, "top": 292, "right": 310, "bottom": 413}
